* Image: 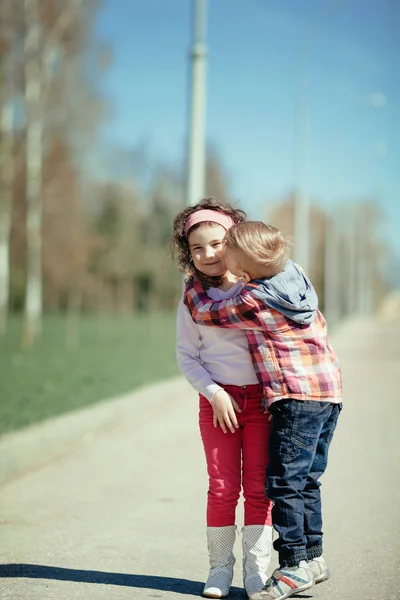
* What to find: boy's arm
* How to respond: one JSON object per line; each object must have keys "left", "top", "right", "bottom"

{"left": 183, "top": 279, "right": 279, "bottom": 331}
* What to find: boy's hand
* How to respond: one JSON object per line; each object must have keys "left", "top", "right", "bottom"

{"left": 211, "top": 389, "right": 241, "bottom": 433}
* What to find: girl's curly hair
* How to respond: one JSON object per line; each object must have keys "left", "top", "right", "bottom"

{"left": 171, "top": 197, "right": 246, "bottom": 288}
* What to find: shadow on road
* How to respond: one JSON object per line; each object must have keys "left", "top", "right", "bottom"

{"left": 0, "top": 563, "right": 247, "bottom": 597}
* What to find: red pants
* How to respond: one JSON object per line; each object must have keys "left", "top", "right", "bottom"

{"left": 199, "top": 383, "right": 273, "bottom": 527}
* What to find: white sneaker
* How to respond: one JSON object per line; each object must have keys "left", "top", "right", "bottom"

{"left": 250, "top": 561, "right": 314, "bottom": 600}
{"left": 307, "top": 555, "right": 330, "bottom": 584}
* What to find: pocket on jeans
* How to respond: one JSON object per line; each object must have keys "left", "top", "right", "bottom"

{"left": 276, "top": 422, "right": 318, "bottom": 462}
{"left": 291, "top": 430, "right": 318, "bottom": 451}
{"left": 279, "top": 433, "right": 318, "bottom": 463}
{"left": 273, "top": 433, "right": 301, "bottom": 462}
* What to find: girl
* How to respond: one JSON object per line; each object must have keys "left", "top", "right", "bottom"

{"left": 172, "top": 198, "right": 273, "bottom": 598}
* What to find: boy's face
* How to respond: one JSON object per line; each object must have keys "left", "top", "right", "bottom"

{"left": 225, "top": 247, "right": 246, "bottom": 279}
{"left": 188, "top": 224, "right": 228, "bottom": 277}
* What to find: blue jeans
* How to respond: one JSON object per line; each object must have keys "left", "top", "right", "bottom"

{"left": 266, "top": 399, "right": 341, "bottom": 567}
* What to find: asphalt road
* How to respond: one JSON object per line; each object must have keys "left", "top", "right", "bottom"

{"left": 1, "top": 316, "right": 399, "bottom": 600}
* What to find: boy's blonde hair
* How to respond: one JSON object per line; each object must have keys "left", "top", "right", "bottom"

{"left": 224, "top": 221, "right": 291, "bottom": 278}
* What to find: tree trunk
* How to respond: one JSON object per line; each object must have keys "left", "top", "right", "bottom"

{"left": 0, "top": 199, "right": 12, "bottom": 335}
{"left": 65, "top": 283, "right": 82, "bottom": 349}
{"left": 22, "top": 0, "right": 43, "bottom": 347}
{"left": 0, "top": 100, "right": 14, "bottom": 335}
{"left": 0, "top": 0, "right": 14, "bottom": 335}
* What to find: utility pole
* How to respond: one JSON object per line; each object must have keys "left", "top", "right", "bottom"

{"left": 186, "top": 0, "right": 207, "bottom": 206}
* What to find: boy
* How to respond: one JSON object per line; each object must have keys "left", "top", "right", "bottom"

{"left": 183, "top": 221, "right": 342, "bottom": 600}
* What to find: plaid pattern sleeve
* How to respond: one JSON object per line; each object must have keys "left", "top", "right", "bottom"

{"left": 183, "top": 279, "right": 342, "bottom": 406}
{"left": 183, "top": 280, "right": 281, "bottom": 331}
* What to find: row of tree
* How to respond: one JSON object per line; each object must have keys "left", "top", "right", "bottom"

{"left": 0, "top": 0, "right": 108, "bottom": 344}
{"left": 0, "top": 0, "right": 235, "bottom": 346}
{"left": 266, "top": 195, "right": 389, "bottom": 324}
{"left": 9, "top": 141, "right": 237, "bottom": 315}
{"left": 0, "top": 0, "right": 391, "bottom": 348}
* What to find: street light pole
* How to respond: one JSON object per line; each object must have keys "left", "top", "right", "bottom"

{"left": 186, "top": 0, "right": 207, "bottom": 206}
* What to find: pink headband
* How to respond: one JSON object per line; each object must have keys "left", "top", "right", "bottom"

{"left": 184, "top": 209, "right": 235, "bottom": 236}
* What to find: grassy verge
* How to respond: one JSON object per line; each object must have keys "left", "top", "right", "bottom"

{"left": 0, "top": 312, "right": 179, "bottom": 436}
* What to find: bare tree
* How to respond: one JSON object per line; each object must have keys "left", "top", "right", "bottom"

{"left": 0, "top": 0, "right": 15, "bottom": 334}
{"left": 23, "top": 0, "right": 43, "bottom": 345}
{"left": 41, "top": 0, "right": 108, "bottom": 333}
{"left": 265, "top": 194, "right": 390, "bottom": 318}
{"left": 22, "top": 0, "right": 83, "bottom": 346}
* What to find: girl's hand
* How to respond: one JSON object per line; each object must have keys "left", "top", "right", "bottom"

{"left": 211, "top": 390, "right": 241, "bottom": 433}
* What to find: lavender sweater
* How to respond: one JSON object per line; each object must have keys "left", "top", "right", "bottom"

{"left": 176, "top": 280, "right": 258, "bottom": 402}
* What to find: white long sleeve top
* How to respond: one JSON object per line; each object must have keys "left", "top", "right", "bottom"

{"left": 176, "top": 280, "right": 258, "bottom": 402}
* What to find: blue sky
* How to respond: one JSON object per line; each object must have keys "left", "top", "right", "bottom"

{"left": 94, "top": 0, "right": 399, "bottom": 255}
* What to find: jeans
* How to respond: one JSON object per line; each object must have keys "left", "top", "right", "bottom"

{"left": 199, "top": 383, "right": 273, "bottom": 527}
{"left": 266, "top": 399, "right": 341, "bottom": 567}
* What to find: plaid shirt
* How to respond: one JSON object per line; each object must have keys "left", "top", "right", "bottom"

{"left": 184, "top": 280, "right": 342, "bottom": 409}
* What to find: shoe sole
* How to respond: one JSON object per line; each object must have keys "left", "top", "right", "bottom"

{"left": 315, "top": 572, "right": 330, "bottom": 584}
{"left": 281, "top": 579, "right": 315, "bottom": 600}
{"left": 251, "top": 579, "right": 314, "bottom": 600}
{"left": 203, "top": 589, "right": 229, "bottom": 599}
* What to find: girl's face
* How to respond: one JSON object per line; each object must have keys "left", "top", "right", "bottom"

{"left": 188, "top": 223, "right": 228, "bottom": 277}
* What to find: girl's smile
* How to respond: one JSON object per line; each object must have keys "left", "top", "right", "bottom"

{"left": 188, "top": 224, "right": 228, "bottom": 277}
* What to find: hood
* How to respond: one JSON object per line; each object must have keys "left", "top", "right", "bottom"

{"left": 248, "top": 259, "right": 318, "bottom": 324}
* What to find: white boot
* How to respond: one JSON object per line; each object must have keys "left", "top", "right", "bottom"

{"left": 242, "top": 525, "right": 273, "bottom": 598}
{"left": 203, "top": 525, "right": 236, "bottom": 598}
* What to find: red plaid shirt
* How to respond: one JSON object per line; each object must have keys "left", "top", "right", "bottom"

{"left": 183, "top": 280, "right": 342, "bottom": 409}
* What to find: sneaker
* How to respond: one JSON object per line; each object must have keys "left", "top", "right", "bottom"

{"left": 308, "top": 556, "right": 330, "bottom": 584}
{"left": 250, "top": 561, "right": 314, "bottom": 600}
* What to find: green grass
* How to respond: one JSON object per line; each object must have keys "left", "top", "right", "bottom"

{"left": 0, "top": 313, "right": 179, "bottom": 436}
